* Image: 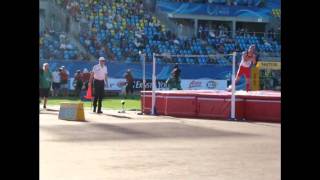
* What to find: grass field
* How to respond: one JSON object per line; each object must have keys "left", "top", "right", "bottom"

{"left": 44, "top": 95, "right": 141, "bottom": 110}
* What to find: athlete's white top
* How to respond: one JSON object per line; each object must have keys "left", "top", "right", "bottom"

{"left": 240, "top": 51, "right": 255, "bottom": 68}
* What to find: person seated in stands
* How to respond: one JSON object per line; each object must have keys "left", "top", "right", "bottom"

{"left": 258, "top": 0, "right": 266, "bottom": 8}
{"left": 218, "top": 44, "right": 225, "bottom": 53}
{"left": 235, "top": 42, "right": 241, "bottom": 52}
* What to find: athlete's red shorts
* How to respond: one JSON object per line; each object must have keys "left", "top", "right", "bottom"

{"left": 236, "top": 66, "right": 251, "bottom": 80}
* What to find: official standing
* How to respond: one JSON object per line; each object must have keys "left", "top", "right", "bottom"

{"left": 89, "top": 57, "right": 108, "bottom": 113}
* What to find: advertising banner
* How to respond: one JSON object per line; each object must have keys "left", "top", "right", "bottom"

{"left": 69, "top": 78, "right": 227, "bottom": 91}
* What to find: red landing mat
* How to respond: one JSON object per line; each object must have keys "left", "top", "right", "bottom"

{"left": 141, "top": 90, "right": 281, "bottom": 123}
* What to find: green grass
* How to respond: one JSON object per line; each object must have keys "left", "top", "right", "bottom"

{"left": 45, "top": 95, "right": 142, "bottom": 110}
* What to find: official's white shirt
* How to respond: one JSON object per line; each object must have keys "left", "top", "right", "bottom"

{"left": 92, "top": 64, "right": 108, "bottom": 80}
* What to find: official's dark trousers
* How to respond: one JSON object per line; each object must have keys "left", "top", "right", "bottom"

{"left": 93, "top": 79, "right": 105, "bottom": 112}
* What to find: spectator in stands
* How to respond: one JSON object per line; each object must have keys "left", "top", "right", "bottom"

{"left": 243, "top": 0, "right": 249, "bottom": 6}
{"left": 166, "top": 64, "right": 182, "bottom": 90}
{"left": 199, "top": 25, "right": 203, "bottom": 39}
{"left": 124, "top": 69, "right": 134, "bottom": 99}
{"left": 218, "top": 44, "right": 225, "bottom": 53}
{"left": 60, "top": 66, "right": 69, "bottom": 96}
{"left": 276, "top": 27, "right": 281, "bottom": 42}
{"left": 178, "top": 23, "right": 185, "bottom": 39}
{"left": 258, "top": 0, "right": 266, "bottom": 7}
{"left": 84, "top": 39, "right": 91, "bottom": 47}
{"left": 244, "top": 27, "right": 249, "bottom": 37}
{"left": 59, "top": 32, "right": 66, "bottom": 43}
{"left": 51, "top": 68, "right": 61, "bottom": 97}
{"left": 208, "top": 29, "right": 215, "bottom": 38}
{"left": 60, "top": 42, "right": 67, "bottom": 50}
{"left": 238, "top": 27, "right": 244, "bottom": 36}
{"left": 268, "top": 29, "right": 274, "bottom": 40}
{"left": 40, "top": 63, "right": 53, "bottom": 110}
{"left": 49, "top": 28, "right": 55, "bottom": 35}
{"left": 252, "top": 32, "right": 256, "bottom": 37}
{"left": 235, "top": 42, "right": 241, "bottom": 52}
{"left": 271, "top": 28, "right": 276, "bottom": 41}
{"left": 263, "top": 38, "right": 271, "bottom": 48}
{"left": 232, "top": 0, "right": 238, "bottom": 5}
{"left": 39, "top": 36, "right": 43, "bottom": 48}
{"left": 218, "top": 25, "right": 225, "bottom": 37}
{"left": 89, "top": 57, "right": 108, "bottom": 114}
{"left": 204, "top": 26, "right": 209, "bottom": 39}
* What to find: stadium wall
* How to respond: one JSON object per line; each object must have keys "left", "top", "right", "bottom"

{"left": 39, "top": 60, "right": 233, "bottom": 80}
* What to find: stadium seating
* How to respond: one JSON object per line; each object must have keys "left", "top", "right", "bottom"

{"left": 159, "top": 0, "right": 265, "bottom": 7}
{"left": 39, "top": 30, "right": 80, "bottom": 60}
{"left": 41, "top": 0, "right": 280, "bottom": 65}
